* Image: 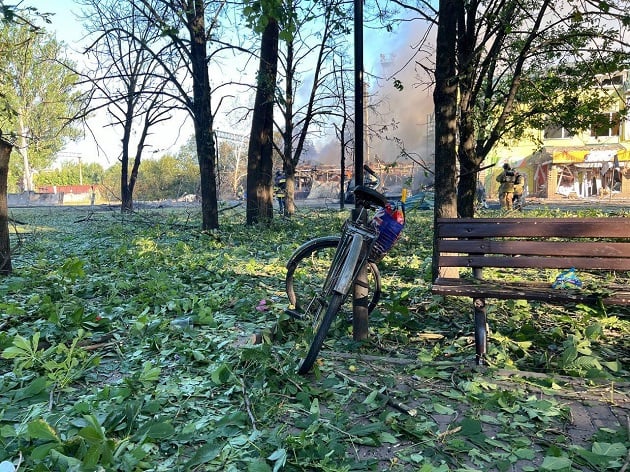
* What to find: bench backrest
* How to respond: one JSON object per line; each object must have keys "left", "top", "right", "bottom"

{"left": 435, "top": 218, "right": 630, "bottom": 271}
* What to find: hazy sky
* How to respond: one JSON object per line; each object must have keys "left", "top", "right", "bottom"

{"left": 34, "top": 0, "right": 83, "bottom": 43}
{"left": 22, "top": 0, "right": 196, "bottom": 167}
{"left": 20, "top": 0, "right": 432, "bottom": 169}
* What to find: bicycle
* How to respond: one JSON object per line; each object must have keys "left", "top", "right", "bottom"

{"left": 285, "top": 185, "right": 405, "bottom": 374}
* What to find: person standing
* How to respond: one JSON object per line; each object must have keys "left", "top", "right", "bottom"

{"left": 475, "top": 180, "right": 488, "bottom": 209}
{"left": 512, "top": 171, "right": 524, "bottom": 210}
{"left": 274, "top": 170, "right": 287, "bottom": 215}
{"left": 496, "top": 163, "right": 515, "bottom": 210}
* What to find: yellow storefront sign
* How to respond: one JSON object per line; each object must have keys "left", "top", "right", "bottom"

{"left": 551, "top": 149, "right": 589, "bottom": 164}
{"left": 551, "top": 147, "right": 630, "bottom": 164}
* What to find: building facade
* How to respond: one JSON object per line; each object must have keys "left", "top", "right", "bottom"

{"left": 485, "top": 69, "right": 630, "bottom": 200}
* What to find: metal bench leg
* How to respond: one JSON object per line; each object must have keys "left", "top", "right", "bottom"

{"left": 473, "top": 297, "right": 487, "bottom": 365}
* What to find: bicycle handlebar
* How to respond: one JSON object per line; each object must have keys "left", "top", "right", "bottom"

{"left": 364, "top": 164, "right": 377, "bottom": 177}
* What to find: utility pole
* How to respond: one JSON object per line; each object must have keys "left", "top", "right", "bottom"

{"left": 364, "top": 81, "right": 369, "bottom": 165}
{"left": 352, "top": 0, "right": 369, "bottom": 341}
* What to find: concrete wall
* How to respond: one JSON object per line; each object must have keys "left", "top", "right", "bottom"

{"left": 7, "top": 191, "right": 94, "bottom": 206}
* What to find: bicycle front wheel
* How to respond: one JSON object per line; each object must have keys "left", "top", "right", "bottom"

{"left": 285, "top": 236, "right": 381, "bottom": 320}
{"left": 297, "top": 292, "right": 345, "bottom": 374}
{"left": 296, "top": 234, "right": 364, "bottom": 375}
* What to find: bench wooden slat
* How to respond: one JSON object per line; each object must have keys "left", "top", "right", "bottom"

{"left": 438, "top": 255, "right": 630, "bottom": 271}
{"left": 432, "top": 217, "right": 630, "bottom": 364}
{"left": 436, "top": 218, "right": 630, "bottom": 238}
{"left": 439, "top": 240, "right": 630, "bottom": 258}
{"left": 433, "top": 277, "right": 630, "bottom": 305}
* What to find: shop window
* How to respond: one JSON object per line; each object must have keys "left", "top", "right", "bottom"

{"left": 590, "top": 112, "right": 620, "bottom": 137}
{"left": 601, "top": 75, "right": 623, "bottom": 87}
{"left": 544, "top": 125, "right": 573, "bottom": 139}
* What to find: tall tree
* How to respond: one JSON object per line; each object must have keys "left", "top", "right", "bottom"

{"left": 0, "top": 5, "right": 57, "bottom": 276}
{"left": 331, "top": 52, "right": 354, "bottom": 209}
{"left": 79, "top": 0, "right": 178, "bottom": 212}
{"left": 453, "top": 0, "right": 629, "bottom": 216}
{"left": 118, "top": 0, "right": 225, "bottom": 230}
{"left": 0, "top": 23, "right": 81, "bottom": 192}
{"left": 244, "top": 3, "right": 280, "bottom": 224}
{"left": 431, "top": 0, "right": 458, "bottom": 281}
{"left": 392, "top": 0, "right": 629, "bottom": 217}
{"left": 277, "top": 0, "right": 351, "bottom": 216}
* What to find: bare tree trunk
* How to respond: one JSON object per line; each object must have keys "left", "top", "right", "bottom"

{"left": 0, "top": 136, "right": 14, "bottom": 275}
{"left": 283, "top": 39, "right": 295, "bottom": 217}
{"left": 456, "top": 103, "right": 481, "bottom": 217}
{"left": 187, "top": 1, "right": 219, "bottom": 230}
{"left": 284, "top": 162, "right": 294, "bottom": 217}
{"left": 246, "top": 18, "right": 279, "bottom": 225}
{"left": 333, "top": 57, "right": 349, "bottom": 210}
{"left": 121, "top": 113, "right": 135, "bottom": 213}
{"left": 121, "top": 161, "right": 133, "bottom": 212}
{"left": 454, "top": 1, "right": 478, "bottom": 217}
{"left": 121, "top": 155, "right": 141, "bottom": 213}
{"left": 432, "top": 0, "right": 460, "bottom": 281}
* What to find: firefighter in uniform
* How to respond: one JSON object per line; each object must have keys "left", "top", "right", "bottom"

{"left": 274, "top": 171, "right": 287, "bottom": 215}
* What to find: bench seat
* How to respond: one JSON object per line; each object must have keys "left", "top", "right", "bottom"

{"left": 433, "top": 277, "right": 630, "bottom": 305}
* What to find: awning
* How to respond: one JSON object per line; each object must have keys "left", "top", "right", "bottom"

{"left": 585, "top": 149, "right": 617, "bottom": 163}
{"left": 550, "top": 146, "right": 630, "bottom": 165}
{"left": 518, "top": 150, "right": 551, "bottom": 168}
{"left": 617, "top": 148, "right": 630, "bottom": 162}
{"left": 551, "top": 149, "right": 589, "bottom": 164}
{"left": 574, "top": 162, "right": 602, "bottom": 169}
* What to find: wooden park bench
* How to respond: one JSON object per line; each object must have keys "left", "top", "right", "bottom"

{"left": 432, "top": 217, "right": 630, "bottom": 364}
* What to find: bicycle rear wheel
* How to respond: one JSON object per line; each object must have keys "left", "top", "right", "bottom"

{"left": 285, "top": 236, "right": 381, "bottom": 320}
{"left": 296, "top": 234, "right": 364, "bottom": 375}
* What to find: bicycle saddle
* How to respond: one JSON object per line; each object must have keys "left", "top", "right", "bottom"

{"left": 354, "top": 185, "right": 389, "bottom": 209}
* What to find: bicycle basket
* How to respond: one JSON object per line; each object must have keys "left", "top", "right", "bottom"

{"left": 370, "top": 207, "right": 405, "bottom": 261}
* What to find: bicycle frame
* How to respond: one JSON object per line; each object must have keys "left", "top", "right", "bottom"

{"left": 327, "top": 212, "right": 378, "bottom": 293}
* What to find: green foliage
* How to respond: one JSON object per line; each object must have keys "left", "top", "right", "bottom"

{"left": 134, "top": 154, "right": 200, "bottom": 201}
{"left": 35, "top": 160, "right": 105, "bottom": 187}
{"left": 0, "top": 206, "right": 627, "bottom": 470}
{"left": 243, "top": 0, "right": 294, "bottom": 38}
{"left": 2, "top": 330, "right": 99, "bottom": 389}
{"left": 516, "top": 65, "right": 619, "bottom": 138}
{"left": 471, "top": 2, "right": 630, "bottom": 143}
{"left": 0, "top": 3, "right": 51, "bottom": 25}
{"left": 0, "top": 20, "right": 82, "bottom": 190}
{"left": 99, "top": 152, "right": 200, "bottom": 202}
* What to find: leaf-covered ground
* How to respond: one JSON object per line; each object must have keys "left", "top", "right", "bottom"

{"left": 1, "top": 204, "right": 628, "bottom": 471}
